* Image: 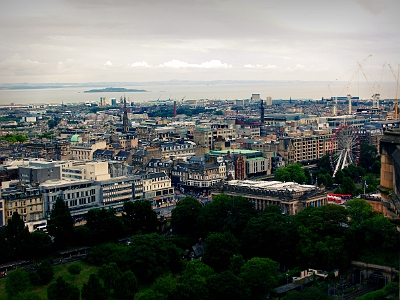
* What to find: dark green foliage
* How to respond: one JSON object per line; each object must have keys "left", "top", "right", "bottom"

{"left": 317, "top": 173, "right": 333, "bottom": 188}
{"left": 5, "top": 269, "right": 30, "bottom": 299}
{"left": 37, "top": 260, "right": 54, "bottom": 285}
{"left": 5, "top": 212, "right": 32, "bottom": 260}
{"left": 123, "top": 199, "right": 157, "bottom": 234}
{"left": 197, "top": 194, "right": 257, "bottom": 238}
{"left": 239, "top": 257, "right": 278, "bottom": 300}
{"left": 67, "top": 264, "right": 82, "bottom": 275}
{"left": 81, "top": 274, "right": 108, "bottom": 300}
{"left": 345, "top": 199, "right": 375, "bottom": 225}
{"left": 241, "top": 205, "right": 294, "bottom": 261}
{"left": 127, "top": 233, "right": 182, "bottom": 282}
{"left": 207, "top": 271, "right": 250, "bottom": 300}
{"left": 85, "top": 208, "right": 125, "bottom": 243}
{"left": 98, "top": 262, "right": 122, "bottom": 291}
{"left": 72, "top": 226, "right": 93, "bottom": 246}
{"left": 47, "top": 276, "right": 80, "bottom": 300}
{"left": 30, "top": 231, "right": 52, "bottom": 258}
{"left": 47, "top": 198, "right": 74, "bottom": 247}
{"left": 337, "top": 176, "right": 357, "bottom": 195}
{"left": 8, "top": 292, "right": 43, "bottom": 300}
{"left": 342, "top": 164, "right": 366, "bottom": 180}
{"left": 275, "top": 163, "right": 308, "bottom": 184}
{"left": 83, "top": 243, "right": 129, "bottom": 267}
{"left": 114, "top": 271, "right": 138, "bottom": 299}
{"left": 29, "top": 271, "right": 41, "bottom": 286}
{"left": 0, "top": 134, "right": 28, "bottom": 143}
{"left": 171, "top": 196, "right": 202, "bottom": 235}
{"left": 202, "top": 231, "right": 239, "bottom": 272}
{"left": 359, "top": 142, "right": 378, "bottom": 171}
{"left": 135, "top": 291, "right": 166, "bottom": 300}
{"left": 283, "top": 285, "right": 330, "bottom": 300}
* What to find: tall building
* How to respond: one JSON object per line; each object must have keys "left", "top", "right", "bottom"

{"left": 122, "top": 97, "right": 130, "bottom": 134}
{"left": 266, "top": 96, "right": 272, "bottom": 106}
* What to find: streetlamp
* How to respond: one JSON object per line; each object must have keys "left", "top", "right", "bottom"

{"left": 286, "top": 270, "right": 290, "bottom": 284}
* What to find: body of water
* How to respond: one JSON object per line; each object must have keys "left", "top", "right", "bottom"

{"left": 0, "top": 81, "right": 397, "bottom": 105}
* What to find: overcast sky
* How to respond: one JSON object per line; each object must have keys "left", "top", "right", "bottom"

{"left": 1, "top": 0, "right": 399, "bottom": 84}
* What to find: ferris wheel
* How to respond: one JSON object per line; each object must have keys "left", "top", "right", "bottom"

{"left": 329, "top": 124, "right": 361, "bottom": 177}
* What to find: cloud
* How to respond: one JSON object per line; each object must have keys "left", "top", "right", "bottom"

{"left": 104, "top": 61, "right": 113, "bottom": 66}
{"left": 354, "top": 0, "right": 387, "bottom": 15}
{"left": 244, "top": 64, "right": 263, "bottom": 68}
{"left": 159, "top": 59, "right": 232, "bottom": 68}
{"left": 265, "top": 64, "right": 277, "bottom": 69}
{"left": 130, "top": 61, "right": 151, "bottom": 67}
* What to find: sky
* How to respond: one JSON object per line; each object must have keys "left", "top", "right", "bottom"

{"left": 0, "top": 0, "right": 399, "bottom": 85}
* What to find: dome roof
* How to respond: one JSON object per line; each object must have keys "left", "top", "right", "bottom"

{"left": 70, "top": 134, "right": 79, "bottom": 142}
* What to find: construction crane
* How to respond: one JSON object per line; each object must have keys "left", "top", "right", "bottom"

{"left": 358, "top": 60, "right": 386, "bottom": 109}
{"left": 388, "top": 64, "right": 400, "bottom": 119}
{"left": 328, "top": 55, "right": 372, "bottom": 116}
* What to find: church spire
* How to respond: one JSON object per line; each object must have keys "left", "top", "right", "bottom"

{"left": 122, "top": 96, "right": 129, "bottom": 133}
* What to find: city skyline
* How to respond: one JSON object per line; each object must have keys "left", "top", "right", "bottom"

{"left": 1, "top": 0, "right": 399, "bottom": 85}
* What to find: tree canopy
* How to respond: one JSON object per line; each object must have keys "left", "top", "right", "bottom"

{"left": 47, "top": 198, "right": 74, "bottom": 247}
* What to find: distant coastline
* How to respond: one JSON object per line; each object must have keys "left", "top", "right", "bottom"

{"left": 84, "top": 87, "right": 147, "bottom": 93}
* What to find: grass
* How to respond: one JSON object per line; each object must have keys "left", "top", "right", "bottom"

{"left": 0, "top": 260, "right": 154, "bottom": 300}
{"left": 0, "top": 260, "right": 99, "bottom": 300}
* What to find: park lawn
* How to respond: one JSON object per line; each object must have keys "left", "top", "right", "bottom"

{"left": 0, "top": 260, "right": 100, "bottom": 300}
{"left": 0, "top": 260, "right": 153, "bottom": 299}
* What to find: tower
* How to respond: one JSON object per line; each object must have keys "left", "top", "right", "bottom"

{"left": 173, "top": 101, "right": 177, "bottom": 118}
{"left": 122, "top": 96, "right": 129, "bottom": 133}
{"left": 260, "top": 100, "right": 265, "bottom": 124}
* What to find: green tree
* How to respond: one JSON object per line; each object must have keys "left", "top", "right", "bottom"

{"left": 47, "top": 276, "right": 80, "bottom": 300}
{"left": 171, "top": 196, "right": 202, "bottom": 235}
{"left": 5, "top": 212, "right": 31, "bottom": 260}
{"left": 123, "top": 199, "right": 157, "bottom": 234}
{"left": 9, "top": 292, "right": 43, "bottom": 300}
{"left": 98, "top": 262, "right": 121, "bottom": 291}
{"left": 127, "top": 233, "right": 182, "bottom": 282}
{"left": 239, "top": 257, "right": 278, "bottom": 300}
{"left": 37, "top": 260, "right": 54, "bottom": 285}
{"left": 151, "top": 274, "right": 178, "bottom": 299}
{"left": 275, "top": 164, "right": 307, "bottom": 184}
{"left": 283, "top": 285, "right": 330, "bottom": 300}
{"left": 30, "top": 231, "right": 52, "bottom": 258}
{"left": 202, "top": 231, "right": 239, "bottom": 272}
{"left": 359, "top": 142, "right": 378, "bottom": 171}
{"left": 340, "top": 176, "right": 357, "bottom": 195}
{"left": 47, "top": 198, "right": 74, "bottom": 247}
{"left": 223, "top": 196, "right": 258, "bottom": 237}
{"left": 345, "top": 199, "right": 375, "bottom": 225}
{"left": 5, "top": 269, "right": 31, "bottom": 300}
{"left": 114, "top": 270, "right": 138, "bottom": 299}
{"left": 86, "top": 208, "right": 125, "bottom": 242}
{"left": 363, "top": 214, "right": 399, "bottom": 252}
{"left": 207, "top": 271, "right": 250, "bottom": 300}
{"left": 81, "top": 274, "right": 108, "bottom": 300}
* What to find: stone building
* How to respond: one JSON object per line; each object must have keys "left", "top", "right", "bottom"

{"left": 379, "top": 128, "right": 400, "bottom": 218}
{"left": 211, "top": 180, "right": 327, "bottom": 215}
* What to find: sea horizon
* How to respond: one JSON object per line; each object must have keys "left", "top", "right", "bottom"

{"left": 0, "top": 80, "right": 397, "bottom": 106}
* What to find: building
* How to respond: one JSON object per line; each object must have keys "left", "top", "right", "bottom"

{"left": 70, "top": 140, "right": 107, "bottom": 161}
{"left": 379, "top": 129, "right": 400, "bottom": 218}
{"left": 211, "top": 180, "right": 327, "bottom": 215}
{"left": 40, "top": 179, "right": 101, "bottom": 220}
{"left": 139, "top": 172, "right": 174, "bottom": 206}
{"left": 1, "top": 185, "right": 44, "bottom": 229}
{"left": 19, "top": 161, "right": 61, "bottom": 185}
{"left": 61, "top": 161, "right": 110, "bottom": 181}
{"left": 95, "top": 176, "right": 139, "bottom": 210}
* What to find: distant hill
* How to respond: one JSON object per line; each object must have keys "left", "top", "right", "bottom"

{"left": 84, "top": 87, "right": 147, "bottom": 93}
